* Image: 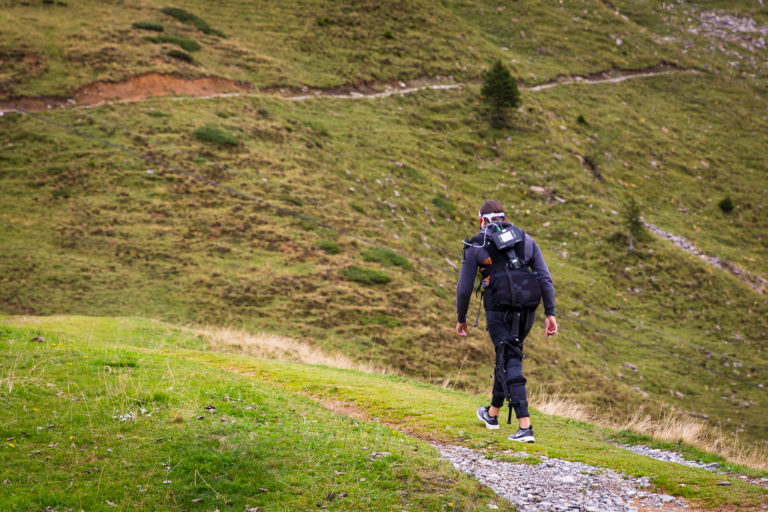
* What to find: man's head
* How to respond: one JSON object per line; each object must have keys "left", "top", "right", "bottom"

{"left": 479, "top": 199, "right": 505, "bottom": 225}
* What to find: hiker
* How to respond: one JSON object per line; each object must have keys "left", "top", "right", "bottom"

{"left": 455, "top": 200, "right": 557, "bottom": 442}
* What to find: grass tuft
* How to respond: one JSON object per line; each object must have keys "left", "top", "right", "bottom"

{"left": 340, "top": 265, "right": 392, "bottom": 285}
{"left": 316, "top": 240, "right": 341, "bottom": 254}
{"left": 193, "top": 124, "right": 239, "bottom": 146}
{"left": 361, "top": 247, "right": 412, "bottom": 269}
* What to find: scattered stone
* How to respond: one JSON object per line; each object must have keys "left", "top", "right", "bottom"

{"left": 717, "top": 481, "right": 731, "bottom": 486}
{"left": 31, "top": 336, "right": 45, "bottom": 342}
{"left": 528, "top": 185, "right": 552, "bottom": 196}
{"left": 623, "top": 362, "right": 638, "bottom": 373}
{"left": 191, "top": 498, "right": 203, "bottom": 503}
{"left": 370, "top": 451, "right": 391, "bottom": 459}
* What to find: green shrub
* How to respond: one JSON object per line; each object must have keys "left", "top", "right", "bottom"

{"left": 257, "top": 108, "right": 269, "bottom": 117}
{"left": 316, "top": 240, "right": 341, "bottom": 254}
{"left": 383, "top": 30, "right": 394, "bottom": 39}
{"left": 147, "top": 110, "right": 169, "bottom": 117}
{"left": 133, "top": 21, "right": 164, "bottom": 31}
{"left": 193, "top": 124, "right": 239, "bottom": 146}
{"left": 167, "top": 49, "right": 193, "bottom": 62}
{"left": 160, "top": 7, "right": 225, "bottom": 37}
{"left": 144, "top": 35, "right": 201, "bottom": 52}
{"left": 577, "top": 114, "right": 588, "bottom": 125}
{"left": 432, "top": 196, "right": 456, "bottom": 215}
{"left": 718, "top": 196, "right": 734, "bottom": 213}
{"left": 350, "top": 202, "right": 365, "bottom": 214}
{"left": 216, "top": 111, "right": 233, "bottom": 119}
{"left": 361, "top": 247, "right": 412, "bottom": 269}
{"left": 317, "top": 17, "right": 330, "bottom": 27}
{"left": 340, "top": 265, "right": 392, "bottom": 285}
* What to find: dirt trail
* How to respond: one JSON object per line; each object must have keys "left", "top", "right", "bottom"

{"left": 0, "top": 65, "right": 694, "bottom": 113}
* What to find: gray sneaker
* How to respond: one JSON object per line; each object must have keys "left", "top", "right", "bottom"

{"left": 476, "top": 406, "right": 500, "bottom": 430}
{"left": 509, "top": 426, "right": 535, "bottom": 443}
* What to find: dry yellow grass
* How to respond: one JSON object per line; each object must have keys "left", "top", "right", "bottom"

{"left": 530, "top": 388, "right": 768, "bottom": 470}
{"left": 529, "top": 388, "right": 595, "bottom": 424}
{"left": 191, "top": 325, "right": 386, "bottom": 374}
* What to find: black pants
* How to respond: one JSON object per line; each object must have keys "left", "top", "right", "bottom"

{"left": 486, "top": 309, "right": 532, "bottom": 419}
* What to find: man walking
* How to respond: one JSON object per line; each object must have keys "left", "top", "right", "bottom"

{"left": 456, "top": 200, "right": 557, "bottom": 442}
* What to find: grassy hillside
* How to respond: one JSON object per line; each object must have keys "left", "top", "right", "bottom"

{"left": 1, "top": 315, "right": 766, "bottom": 510}
{"left": 1, "top": 0, "right": 767, "bottom": 451}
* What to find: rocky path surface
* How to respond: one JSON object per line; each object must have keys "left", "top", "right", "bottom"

{"left": 644, "top": 222, "right": 766, "bottom": 294}
{"left": 437, "top": 444, "right": 692, "bottom": 512}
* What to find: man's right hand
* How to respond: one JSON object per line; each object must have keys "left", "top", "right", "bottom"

{"left": 456, "top": 321, "right": 468, "bottom": 337}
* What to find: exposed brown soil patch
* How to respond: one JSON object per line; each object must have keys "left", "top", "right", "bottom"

{"left": 1, "top": 72, "right": 253, "bottom": 112}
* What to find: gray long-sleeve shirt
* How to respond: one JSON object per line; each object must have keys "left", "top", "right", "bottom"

{"left": 456, "top": 223, "right": 555, "bottom": 323}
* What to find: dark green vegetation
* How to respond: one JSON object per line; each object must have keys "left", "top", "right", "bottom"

{"left": 1, "top": 0, "right": 767, "bottom": 459}
{"left": 160, "top": 7, "right": 226, "bottom": 37}
{"left": 192, "top": 123, "right": 239, "bottom": 146}
{"left": 480, "top": 60, "right": 521, "bottom": 127}
{"left": 132, "top": 21, "right": 164, "bottom": 32}
{"left": 1, "top": 317, "right": 766, "bottom": 509}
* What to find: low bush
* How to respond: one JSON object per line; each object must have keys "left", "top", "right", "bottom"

{"left": 316, "top": 240, "right": 341, "bottom": 254}
{"left": 340, "top": 265, "right": 391, "bottom": 285}
{"left": 133, "top": 21, "right": 164, "bottom": 32}
{"left": 193, "top": 124, "right": 239, "bottom": 146}
{"left": 160, "top": 7, "right": 226, "bottom": 37}
{"left": 361, "top": 247, "right": 412, "bottom": 269}
{"left": 144, "top": 35, "right": 201, "bottom": 52}
{"left": 383, "top": 30, "right": 394, "bottom": 39}
{"left": 167, "top": 49, "right": 193, "bottom": 63}
{"left": 718, "top": 196, "right": 734, "bottom": 213}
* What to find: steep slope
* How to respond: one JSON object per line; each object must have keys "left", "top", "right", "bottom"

{"left": 1, "top": 0, "right": 767, "bottom": 449}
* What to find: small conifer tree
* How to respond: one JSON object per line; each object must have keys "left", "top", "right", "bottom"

{"left": 481, "top": 60, "right": 521, "bottom": 127}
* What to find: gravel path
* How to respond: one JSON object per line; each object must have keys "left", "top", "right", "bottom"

{"left": 644, "top": 222, "right": 766, "bottom": 294}
{"left": 436, "top": 444, "right": 692, "bottom": 512}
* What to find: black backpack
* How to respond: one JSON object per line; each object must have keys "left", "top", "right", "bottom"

{"left": 465, "top": 225, "right": 543, "bottom": 322}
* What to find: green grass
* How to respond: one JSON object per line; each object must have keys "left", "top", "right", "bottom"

{"left": 0, "top": 318, "right": 513, "bottom": 511}
{"left": 1, "top": 0, "right": 767, "bottom": 456}
{"left": 1, "top": 73, "right": 767, "bottom": 448}
{"left": 361, "top": 247, "right": 413, "bottom": 269}
{"left": 1, "top": 316, "right": 766, "bottom": 510}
